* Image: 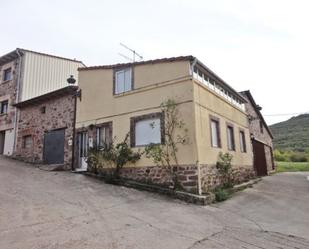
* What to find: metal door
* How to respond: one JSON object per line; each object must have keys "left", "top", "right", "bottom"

{"left": 252, "top": 139, "right": 268, "bottom": 176}
{"left": 0, "top": 131, "right": 5, "bottom": 155}
{"left": 43, "top": 129, "right": 65, "bottom": 164}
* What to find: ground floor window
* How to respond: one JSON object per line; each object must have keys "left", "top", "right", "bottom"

{"left": 227, "top": 125, "right": 235, "bottom": 151}
{"left": 23, "top": 135, "right": 32, "bottom": 149}
{"left": 239, "top": 130, "right": 247, "bottom": 153}
{"left": 130, "top": 112, "right": 164, "bottom": 147}
{"left": 210, "top": 116, "right": 221, "bottom": 148}
{"left": 96, "top": 122, "right": 112, "bottom": 147}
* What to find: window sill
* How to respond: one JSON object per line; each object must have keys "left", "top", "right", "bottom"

{"left": 211, "top": 145, "right": 222, "bottom": 149}
{"left": 113, "top": 90, "right": 133, "bottom": 97}
{"left": 133, "top": 142, "right": 162, "bottom": 148}
{"left": 1, "top": 79, "right": 12, "bottom": 84}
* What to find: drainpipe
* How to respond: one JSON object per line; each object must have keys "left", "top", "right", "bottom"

{"left": 13, "top": 49, "right": 23, "bottom": 153}
{"left": 71, "top": 90, "right": 78, "bottom": 171}
{"left": 190, "top": 58, "right": 202, "bottom": 195}
{"left": 190, "top": 58, "right": 198, "bottom": 77}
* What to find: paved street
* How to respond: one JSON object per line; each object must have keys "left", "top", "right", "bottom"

{"left": 0, "top": 156, "right": 308, "bottom": 249}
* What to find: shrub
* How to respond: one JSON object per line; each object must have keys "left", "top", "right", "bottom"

{"left": 145, "top": 98, "right": 189, "bottom": 190}
{"left": 214, "top": 188, "right": 230, "bottom": 202}
{"left": 216, "top": 152, "right": 233, "bottom": 188}
{"left": 87, "top": 133, "right": 142, "bottom": 179}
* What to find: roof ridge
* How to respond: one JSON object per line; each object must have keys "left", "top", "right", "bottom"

{"left": 78, "top": 55, "right": 194, "bottom": 71}
{"left": 17, "top": 48, "right": 84, "bottom": 64}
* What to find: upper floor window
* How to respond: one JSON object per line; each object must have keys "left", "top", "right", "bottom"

{"left": 259, "top": 120, "right": 264, "bottom": 134}
{"left": 210, "top": 117, "right": 221, "bottom": 148}
{"left": 114, "top": 67, "right": 132, "bottom": 94}
{"left": 0, "top": 100, "right": 8, "bottom": 114}
{"left": 239, "top": 130, "right": 247, "bottom": 153}
{"left": 3, "top": 68, "right": 12, "bottom": 82}
{"left": 227, "top": 125, "right": 235, "bottom": 151}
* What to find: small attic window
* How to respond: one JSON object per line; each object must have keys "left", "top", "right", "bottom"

{"left": 40, "top": 106, "right": 46, "bottom": 114}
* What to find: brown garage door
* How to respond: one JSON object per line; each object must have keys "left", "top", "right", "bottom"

{"left": 252, "top": 139, "right": 268, "bottom": 176}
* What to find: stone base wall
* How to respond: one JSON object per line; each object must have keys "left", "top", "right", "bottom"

{"left": 200, "top": 164, "right": 256, "bottom": 193}
{"left": 89, "top": 163, "right": 256, "bottom": 194}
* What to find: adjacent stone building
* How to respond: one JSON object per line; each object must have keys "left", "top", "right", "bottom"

{"left": 240, "top": 90, "right": 274, "bottom": 175}
{"left": 0, "top": 48, "right": 83, "bottom": 165}
{"left": 14, "top": 86, "right": 78, "bottom": 169}
{"left": 0, "top": 51, "right": 21, "bottom": 155}
{"left": 75, "top": 56, "right": 255, "bottom": 194}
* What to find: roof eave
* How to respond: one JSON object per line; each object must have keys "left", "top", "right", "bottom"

{"left": 194, "top": 59, "right": 247, "bottom": 103}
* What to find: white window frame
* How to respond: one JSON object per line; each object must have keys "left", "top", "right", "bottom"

{"left": 3, "top": 68, "right": 12, "bottom": 82}
{"left": 135, "top": 118, "right": 161, "bottom": 147}
{"left": 114, "top": 67, "right": 132, "bottom": 94}
{"left": 210, "top": 118, "right": 221, "bottom": 148}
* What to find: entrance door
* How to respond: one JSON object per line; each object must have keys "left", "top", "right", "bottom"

{"left": 78, "top": 132, "right": 88, "bottom": 170}
{"left": 252, "top": 139, "right": 268, "bottom": 176}
{"left": 43, "top": 129, "right": 65, "bottom": 164}
{"left": 0, "top": 131, "right": 5, "bottom": 155}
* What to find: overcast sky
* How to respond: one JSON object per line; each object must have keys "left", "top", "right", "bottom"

{"left": 1, "top": 0, "right": 308, "bottom": 125}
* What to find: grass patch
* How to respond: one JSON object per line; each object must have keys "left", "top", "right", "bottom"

{"left": 276, "top": 161, "right": 309, "bottom": 172}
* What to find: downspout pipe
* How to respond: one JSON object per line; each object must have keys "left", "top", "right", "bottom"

{"left": 13, "top": 49, "right": 23, "bottom": 153}
{"left": 190, "top": 58, "right": 202, "bottom": 195}
{"left": 189, "top": 57, "right": 198, "bottom": 77}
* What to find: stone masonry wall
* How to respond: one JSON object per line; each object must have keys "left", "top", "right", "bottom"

{"left": 0, "top": 59, "right": 19, "bottom": 131}
{"left": 14, "top": 94, "right": 75, "bottom": 168}
{"left": 242, "top": 95, "right": 273, "bottom": 148}
{"left": 199, "top": 164, "right": 256, "bottom": 193}
{"left": 88, "top": 162, "right": 256, "bottom": 194}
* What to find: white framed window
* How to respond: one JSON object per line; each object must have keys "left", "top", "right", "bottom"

{"left": 0, "top": 100, "right": 8, "bottom": 114}
{"left": 135, "top": 118, "right": 161, "bottom": 146}
{"left": 227, "top": 125, "right": 235, "bottom": 151}
{"left": 210, "top": 118, "right": 221, "bottom": 148}
{"left": 3, "top": 68, "right": 12, "bottom": 82}
{"left": 96, "top": 124, "right": 111, "bottom": 148}
{"left": 131, "top": 113, "right": 164, "bottom": 147}
{"left": 114, "top": 68, "right": 132, "bottom": 94}
{"left": 239, "top": 130, "right": 247, "bottom": 153}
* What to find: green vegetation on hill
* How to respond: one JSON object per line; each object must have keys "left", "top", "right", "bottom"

{"left": 270, "top": 114, "right": 309, "bottom": 162}
{"left": 270, "top": 114, "right": 309, "bottom": 152}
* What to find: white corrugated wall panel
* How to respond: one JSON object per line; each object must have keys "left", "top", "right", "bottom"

{"left": 21, "top": 51, "right": 83, "bottom": 101}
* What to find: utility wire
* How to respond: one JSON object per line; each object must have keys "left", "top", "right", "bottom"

{"left": 263, "top": 111, "right": 309, "bottom": 117}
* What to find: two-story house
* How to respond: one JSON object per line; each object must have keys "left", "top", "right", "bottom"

{"left": 240, "top": 90, "right": 274, "bottom": 176}
{"left": 0, "top": 48, "right": 83, "bottom": 168}
{"left": 75, "top": 56, "right": 255, "bottom": 193}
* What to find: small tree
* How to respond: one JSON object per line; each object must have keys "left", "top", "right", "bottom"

{"left": 87, "top": 133, "right": 142, "bottom": 179}
{"left": 216, "top": 152, "right": 233, "bottom": 188}
{"left": 145, "top": 99, "right": 189, "bottom": 189}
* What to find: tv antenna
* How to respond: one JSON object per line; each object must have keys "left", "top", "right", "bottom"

{"left": 119, "top": 43, "right": 143, "bottom": 62}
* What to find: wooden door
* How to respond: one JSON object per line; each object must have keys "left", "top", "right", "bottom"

{"left": 252, "top": 139, "right": 268, "bottom": 176}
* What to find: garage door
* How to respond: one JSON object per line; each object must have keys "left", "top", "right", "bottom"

{"left": 43, "top": 129, "right": 65, "bottom": 164}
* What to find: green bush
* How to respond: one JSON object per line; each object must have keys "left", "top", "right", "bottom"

{"left": 216, "top": 152, "right": 233, "bottom": 188}
{"left": 214, "top": 188, "right": 230, "bottom": 202}
{"left": 273, "top": 149, "right": 308, "bottom": 162}
{"left": 290, "top": 153, "right": 308, "bottom": 162}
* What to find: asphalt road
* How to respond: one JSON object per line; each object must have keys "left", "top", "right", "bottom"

{"left": 0, "top": 157, "right": 308, "bottom": 249}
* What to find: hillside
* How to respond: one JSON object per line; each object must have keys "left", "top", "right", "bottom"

{"left": 270, "top": 114, "right": 309, "bottom": 152}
